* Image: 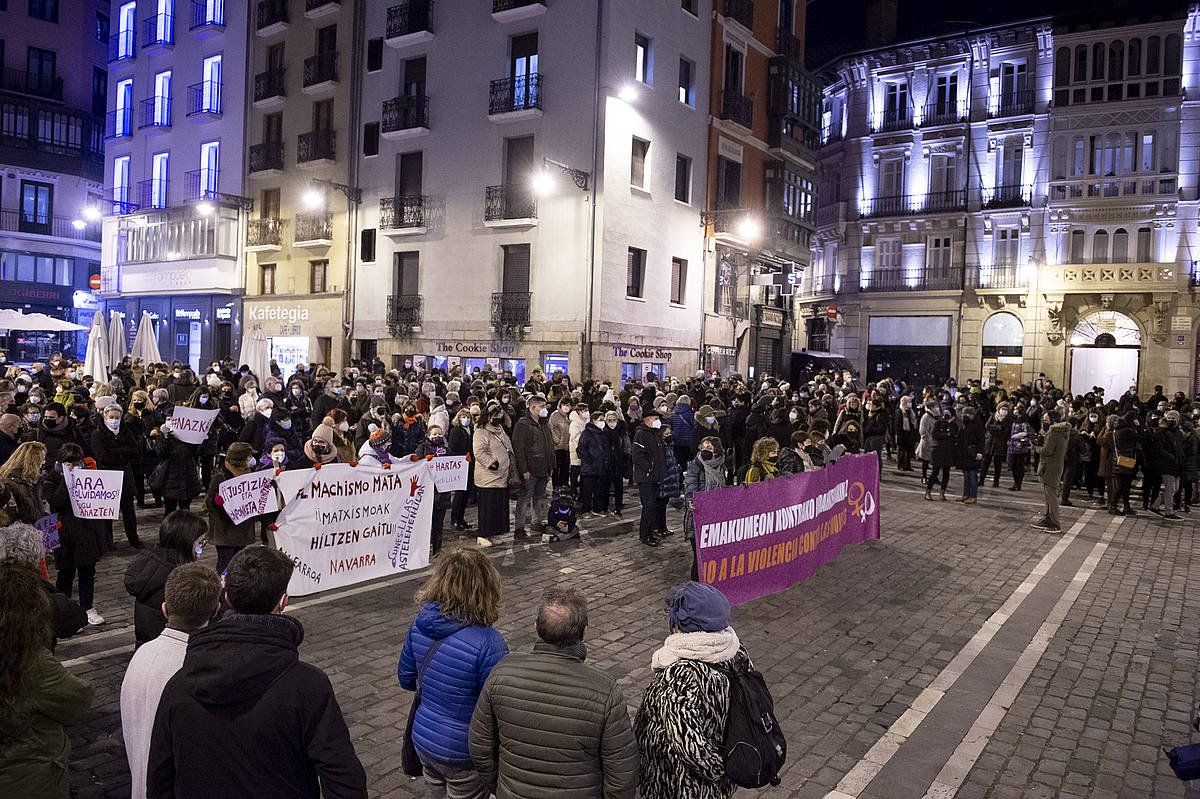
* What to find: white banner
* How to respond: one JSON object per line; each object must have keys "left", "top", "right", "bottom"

{"left": 63, "top": 464, "right": 124, "bottom": 520}
{"left": 217, "top": 470, "right": 280, "bottom": 526}
{"left": 169, "top": 407, "right": 219, "bottom": 444}
{"left": 430, "top": 456, "right": 469, "bottom": 492}
{"left": 272, "top": 461, "right": 433, "bottom": 596}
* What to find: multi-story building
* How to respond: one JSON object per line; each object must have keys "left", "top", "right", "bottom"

{"left": 0, "top": 0, "right": 108, "bottom": 361}
{"left": 100, "top": 0, "right": 250, "bottom": 370}
{"left": 809, "top": 6, "right": 1200, "bottom": 396}
{"left": 700, "top": 0, "right": 820, "bottom": 378}
{"left": 241, "top": 0, "right": 361, "bottom": 374}
{"left": 348, "top": 0, "right": 710, "bottom": 382}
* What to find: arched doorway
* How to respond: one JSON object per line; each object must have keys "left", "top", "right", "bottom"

{"left": 1069, "top": 310, "right": 1141, "bottom": 399}
{"left": 981, "top": 312, "right": 1024, "bottom": 389}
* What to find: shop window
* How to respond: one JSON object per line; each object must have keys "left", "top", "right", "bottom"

{"left": 543, "top": 353, "right": 569, "bottom": 376}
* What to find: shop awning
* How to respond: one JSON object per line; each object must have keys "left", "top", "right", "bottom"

{"left": 0, "top": 309, "right": 88, "bottom": 332}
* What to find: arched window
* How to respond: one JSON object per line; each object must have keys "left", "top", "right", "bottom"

{"left": 1093, "top": 229, "right": 1109, "bottom": 263}
{"left": 1147, "top": 36, "right": 1161, "bottom": 74}
{"left": 1127, "top": 38, "right": 1141, "bottom": 76}
{"left": 1108, "top": 42, "right": 1124, "bottom": 81}
{"left": 1112, "top": 228, "right": 1129, "bottom": 263}
{"left": 1075, "top": 45, "right": 1089, "bottom": 82}
{"left": 1092, "top": 43, "right": 1106, "bottom": 80}
{"left": 1070, "top": 229, "right": 1086, "bottom": 262}
{"left": 1165, "top": 34, "right": 1182, "bottom": 75}
{"left": 1055, "top": 47, "right": 1071, "bottom": 86}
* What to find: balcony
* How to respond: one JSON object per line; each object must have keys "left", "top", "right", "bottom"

{"left": 720, "top": 90, "right": 754, "bottom": 129}
{"left": 983, "top": 184, "right": 1029, "bottom": 210}
{"left": 187, "top": 81, "right": 222, "bottom": 119}
{"left": 103, "top": 191, "right": 140, "bottom": 216}
{"left": 921, "top": 100, "right": 964, "bottom": 127}
{"left": 872, "top": 106, "right": 913, "bottom": 133}
{"left": 802, "top": 272, "right": 836, "bottom": 298}
{"left": 184, "top": 169, "right": 218, "bottom": 202}
{"left": 860, "top": 194, "right": 919, "bottom": 218}
{"left": 305, "top": 0, "right": 340, "bottom": 18}
{"left": 386, "top": 0, "right": 434, "bottom": 48}
{"left": 776, "top": 29, "right": 803, "bottom": 66}
{"left": 303, "top": 51, "right": 339, "bottom": 94}
{"left": 246, "top": 218, "right": 285, "bottom": 253}
{"left": 105, "top": 108, "right": 133, "bottom": 139}
{"left": 190, "top": 0, "right": 225, "bottom": 30}
{"left": 488, "top": 74, "right": 542, "bottom": 120}
{"left": 923, "top": 189, "right": 967, "bottom": 213}
{"left": 990, "top": 89, "right": 1035, "bottom": 118}
{"left": 297, "top": 130, "right": 336, "bottom": 166}
{"left": 108, "top": 31, "right": 136, "bottom": 64}
{"left": 0, "top": 69, "right": 64, "bottom": 102}
{"left": 143, "top": 14, "right": 175, "bottom": 50}
{"left": 1049, "top": 174, "right": 1178, "bottom": 203}
{"left": 380, "top": 195, "right": 429, "bottom": 234}
{"left": 491, "top": 0, "right": 546, "bottom": 23}
{"left": 725, "top": 0, "right": 754, "bottom": 29}
{"left": 138, "top": 97, "right": 172, "bottom": 131}
{"left": 253, "top": 68, "right": 286, "bottom": 109}
{"left": 1044, "top": 263, "right": 1179, "bottom": 294}
{"left": 294, "top": 212, "right": 333, "bottom": 247}
{"left": 248, "top": 141, "right": 285, "bottom": 175}
{"left": 491, "top": 291, "right": 531, "bottom": 333}
{"left": 0, "top": 209, "right": 101, "bottom": 243}
{"left": 973, "top": 264, "right": 1028, "bottom": 291}
{"left": 860, "top": 267, "right": 962, "bottom": 292}
{"left": 256, "top": 0, "right": 290, "bottom": 36}
{"left": 382, "top": 95, "right": 430, "bottom": 138}
{"left": 387, "top": 294, "right": 423, "bottom": 337}
{"left": 484, "top": 185, "right": 536, "bottom": 226}
{"left": 137, "top": 179, "right": 170, "bottom": 211}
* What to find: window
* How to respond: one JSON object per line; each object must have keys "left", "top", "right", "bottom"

{"left": 1112, "top": 228, "right": 1129, "bottom": 263}
{"left": 96, "top": 12, "right": 110, "bottom": 41}
{"left": 670, "top": 257, "right": 687, "bottom": 305}
{"left": 627, "top": 247, "right": 646, "bottom": 298}
{"left": 631, "top": 137, "right": 649, "bottom": 189}
{"left": 674, "top": 154, "right": 691, "bottom": 203}
{"left": 154, "top": 70, "right": 172, "bottom": 126}
{"left": 500, "top": 244, "right": 529, "bottom": 294}
{"left": 199, "top": 0, "right": 223, "bottom": 26}
{"left": 199, "top": 141, "right": 219, "bottom": 198}
{"left": 19, "top": 180, "right": 52, "bottom": 233}
{"left": 928, "top": 236, "right": 952, "bottom": 270}
{"left": 934, "top": 73, "right": 958, "bottom": 117}
{"left": 682, "top": 0, "right": 696, "bottom": 14}
{"left": 310, "top": 260, "right": 328, "bottom": 293}
{"left": 1136, "top": 227, "right": 1152, "bottom": 262}
{"left": 92, "top": 68, "right": 108, "bottom": 118}
{"left": 1092, "top": 229, "right": 1109, "bottom": 263}
{"left": 994, "top": 229, "right": 1018, "bottom": 267}
{"left": 878, "top": 157, "right": 903, "bottom": 198}
{"left": 201, "top": 55, "right": 222, "bottom": 114}
{"left": 367, "top": 38, "right": 383, "bottom": 72}
{"left": 26, "top": 47, "right": 56, "bottom": 95}
{"left": 56, "top": 258, "right": 72, "bottom": 286}
{"left": 678, "top": 57, "right": 694, "bottom": 106}
{"left": 260, "top": 264, "right": 276, "bottom": 295}
{"left": 1070, "top": 230, "right": 1086, "bottom": 262}
{"left": 28, "top": 0, "right": 57, "bottom": 22}
{"left": 363, "top": 122, "right": 379, "bottom": 156}
{"left": 360, "top": 229, "right": 376, "bottom": 263}
{"left": 634, "top": 33, "right": 651, "bottom": 84}
{"left": 877, "top": 238, "right": 901, "bottom": 270}
{"left": 929, "top": 153, "right": 957, "bottom": 196}
{"left": 883, "top": 81, "right": 909, "bottom": 121}
{"left": 395, "top": 251, "right": 419, "bottom": 295}
{"left": 151, "top": 151, "right": 169, "bottom": 208}
{"left": 113, "top": 155, "right": 130, "bottom": 208}
{"left": 716, "top": 155, "right": 741, "bottom": 206}
{"left": 997, "top": 142, "right": 1022, "bottom": 189}
{"left": 116, "top": 2, "right": 136, "bottom": 58}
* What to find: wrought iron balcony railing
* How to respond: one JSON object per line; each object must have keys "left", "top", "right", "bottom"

{"left": 873, "top": 106, "right": 913, "bottom": 133}
{"left": 387, "top": 294, "right": 423, "bottom": 337}
{"left": 306, "top": 0, "right": 340, "bottom": 12}
{"left": 254, "top": 68, "right": 286, "bottom": 103}
{"left": 721, "top": 90, "right": 753, "bottom": 128}
{"left": 0, "top": 68, "right": 64, "bottom": 101}
{"left": 983, "top": 184, "right": 1029, "bottom": 209}
{"left": 382, "top": 95, "right": 429, "bottom": 133}
{"left": 143, "top": 14, "right": 175, "bottom": 48}
{"left": 860, "top": 194, "right": 918, "bottom": 218}
{"left": 138, "top": 96, "right": 172, "bottom": 129}
{"left": 380, "top": 196, "right": 429, "bottom": 230}
{"left": 297, "top": 129, "right": 336, "bottom": 163}
{"left": 137, "top": 179, "right": 170, "bottom": 210}
{"left": 187, "top": 81, "right": 222, "bottom": 116}
{"left": 0, "top": 209, "right": 101, "bottom": 242}
{"left": 247, "top": 218, "right": 284, "bottom": 248}
{"left": 974, "top": 265, "right": 1028, "bottom": 290}
{"left": 294, "top": 212, "right": 333, "bottom": 243}
{"left": 921, "top": 100, "right": 964, "bottom": 127}
{"left": 491, "top": 291, "right": 531, "bottom": 330}
{"left": 303, "top": 51, "right": 338, "bottom": 87}
{"left": 484, "top": 185, "right": 536, "bottom": 222}
{"left": 249, "top": 141, "right": 285, "bottom": 173}
{"left": 387, "top": 0, "right": 433, "bottom": 38}
{"left": 923, "top": 189, "right": 967, "bottom": 213}
{"left": 990, "top": 89, "right": 1035, "bottom": 118}
{"left": 105, "top": 108, "right": 132, "bottom": 139}
{"left": 257, "top": 0, "right": 289, "bottom": 30}
{"left": 184, "top": 169, "right": 218, "bottom": 201}
{"left": 108, "top": 31, "right": 136, "bottom": 63}
{"left": 493, "top": 0, "right": 544, "bottom": 12}
{"left": 191, "top": 0, "right": 225, "bottom": 29}
{"left": 860, "top": 267, "right": 963, "bottom": 292}
{"left": 489, "top": 74, "right": 541, "bottom": 114}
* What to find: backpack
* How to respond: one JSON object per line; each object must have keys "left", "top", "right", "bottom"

{"left": 707, "top": 659, "right": 786, "bottom": 788}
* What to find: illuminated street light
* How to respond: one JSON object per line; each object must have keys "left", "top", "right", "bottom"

{"left": 737, "top": 216, "right": 762, "bottom": 242}
{"left": 302, "top": 189, "right": 325, "bottom": 210}
{"left": 71, "top": 219, "right": 88, "bottom": 231}
{"left": 531, "top": 170, "right": 557, "bottom": 198}
{"left": 195, "top": 201, "right": 215, "bottom": 216}
{"left": 618, "top": 84, "right": 638, "bottom": 103}
{"left": 81, "top": 206, "right": 102, "bottom": 222}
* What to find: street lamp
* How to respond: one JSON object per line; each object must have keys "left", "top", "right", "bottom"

{"left": 531, "top": 170, "right": 557, "bottom": 198}
{"left": 302, "top": 189, "right": 325, "bottom": 210}
{"left": 195, "top": 201, "right": 215, "bottom": 216}
{"left": 536, "top": 158, "right": 591, "bottom": 193}
{"left": 71, "top": 219, "right": 87, "bottom": 231}
{"left": 736, "top": 216, "right": 763, "bottom": 243}
{"left": 81, "top": 206, "right": 102, "bottom": 222}
{"left": 618, "top": 84, "right": 638, "bottom": 103}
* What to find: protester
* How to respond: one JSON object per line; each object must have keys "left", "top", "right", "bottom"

{"left": 0, "top": 440, "right": 47, "bottom": 523}
{"left": 124, "top": 510, "right": 207, "bottom": 646}
{"left": 469, "top": 587, "right": 639, "bottom": 797}
{"left": 447, "top": 409, "right": 475, "bottom": 532}
{"left": 743, "top": 436, "right": 781, "bottom": 484}
{"left": 472, "top": 401, "right": 514, "bottom": 549}
{"left": 684, "top": 437, "right": 726, "bottom": 580}
{"left": 121, "top": 564, "right": 222, "bottom": 799}
{"left": 44, "top": 443, "right": 110, "bottom": 626}
{"left": 397, "top": 548, "right": 508, "bottom": 798}
{"left": 91, "top": 404, "right": 143, "bottom": 547}
{"left": 511, "top": 395, "right": 555, "bottom": 538}
{"left": 1033, "top": 410, "right": 1070, "bottom": 533}
{"left": 924, "top": 409, "right": 956, "bottom": 501}
{"left": 632, "top": 408, "right": 667, "bottom": 547}
{"left": 414, "top": 424, "right": 452, "bottom": 555}
{"left": 146, "top": 546, "right": 367, "bottom": 798}
{"left": 578, "top": 411, "right": 611, "bottom": 516}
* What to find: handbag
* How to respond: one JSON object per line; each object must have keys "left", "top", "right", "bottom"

{"left": 1115, "top": 454, "right": 1137, "bottom": 471}
{"left": 148, "top": 461, "right": 168, "bottom": 492}
{"left": 401, "top": 636, "right": 450, "bottom": 777}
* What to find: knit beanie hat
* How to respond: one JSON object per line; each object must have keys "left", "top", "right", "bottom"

{"left": 666, "top": 581, "right": 731, "bottom": 633}
{"left": 305, "top": 417, "right": 337, "bottom": 463}
{"left": 225, "top": 441, "right": 255, "bottom": 469}
{"left": 368, "top": 423, "right": 391, "bottom": 448}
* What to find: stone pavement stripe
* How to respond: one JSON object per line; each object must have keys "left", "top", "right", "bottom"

{"left": 920, "top": 513, "right": 1124, "bottom": 799}
{"left": 824, "top": 509, "right": 1097, "bottom": 799}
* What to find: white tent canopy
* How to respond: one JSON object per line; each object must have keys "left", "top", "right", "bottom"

{"left": 0, "top": 308, "right": 87, "bottom": 332}
{"left": 83, "top": 312, "right": 110, "bottom": 382}
{"left": 130, "top": 312, "right": 162, "bottom": 364}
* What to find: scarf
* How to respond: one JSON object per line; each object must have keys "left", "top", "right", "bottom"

{"left": 699, "top": 453, "right": 725, "bottom": 490}
{"left": 651, "top": 628, "right": 741, "bottom": 671}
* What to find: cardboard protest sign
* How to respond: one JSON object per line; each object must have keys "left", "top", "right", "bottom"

{"left": 62, "top": 464, "right": 125, "bottom": 520}
{"left": 168, "top": 407, "right": 219, "bottom": 444}
{"left": 429, "top": 456, "right": 469, "bottom": 492}
{"left": 217, "top": 470, "right": 280, "bottom": 526}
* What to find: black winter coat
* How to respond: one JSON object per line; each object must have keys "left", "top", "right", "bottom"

{"left": 42, "top": 578, "right": 86, "bottom": 649}
{"left": 985, "top": 416, "right": 1012, "bottom": 456}
{"left": 631, "top": 424, "right": 666, "bottom": 484}
{"left": 155, "top": 434, "right": 201, "bottom": 501}
{"left": 955, "top": 416, "right": 986, "bottom": 468}
{"left": 205, "top": 467, "right": 258, "bottom": 547}
{"left": 91, "top": 423, "right": 139, "bottom": 471}
{"left": 511, "top": 416, "right": 556, "bottom": 479}
{"left": 577, "top": 424, "right": 611, "bottom": 478}
{"left": 124, "top": 546, "right": 190, "bottom": 646}
{"left": 930, "top": 418, "right": 958, "bottom": 468}
{"left": 43, "top": 469, "right": 108, "bottom": 566}
{"left": 147, "top": 613, "right": 367, "bottom": 799}
{"left": 35, "top": 419, "right": 78, "bottom": 468}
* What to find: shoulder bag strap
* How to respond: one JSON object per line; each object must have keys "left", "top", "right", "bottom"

{"left": 415, "top": 635, "right": 450, "bottom": 699}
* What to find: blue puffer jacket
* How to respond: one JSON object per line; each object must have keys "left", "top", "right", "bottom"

{"left": 669, "top": 401, "right": 695, "bottom": 447}
{"left": 397, "top": 603, "right": 508, "bottom": 766}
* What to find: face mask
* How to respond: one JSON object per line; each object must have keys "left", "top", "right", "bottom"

{"left": 105, "top": 418, "right": 120, "bottom": 432}
{"left": 293, "top": 388, "right": 303, "bottom": 396}
{"left": 538, "top": 407, "right": 548, "bottom": 418}
{"left": 705, "top": 415, "right": 716, "bottom": 424}
{"left": 491, "top": 414, "right": 505, "bottom": 424}
{"left": 173, "top": 371, "right": 182, "bottom": 378}
{"left": 194, "top": 542, "right": 205, "bottom": 557}
{"left": 260, "top": 407, "right": 272, "bottom": 418}
{"left": 998, "top": 410, "right": 1008, "bottom": 418}
{"left": 501, "top": 396, "right": 510, "bottom": 404}
{"left": 271, "top": 451, "right": 285, "bottom": 463}
{"left": 789, "top": 412, "right": 799, "bottom": 422}
{"left": 30, "top": 396, "right": 43, "bottom": 405}
{"left": 1089, "top": 415, "right": 1098, "bottom": 422}
{"left": 244, "top": 457, "right": 257, "bottom": 469}
{"left": 460, "top": 418, "right": 471, "bottom": 427}
{"left": 198, "top": 396, "right": 209, "bottom": 405}
{"left": 374, "top": 391, "right": 384, "bottom": 398}
{"left": 700, "top": 450, "right": 715, "bottom": 461}
{"left": 26, "top": 413, "right": 40, "bottom": 423}
{"left": 650, "top": 419, "right": 662, "bottom": 429}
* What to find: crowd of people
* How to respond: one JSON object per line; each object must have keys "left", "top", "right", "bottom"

{"left": 0, "top": 349, "right": 1197, "bottom": 797}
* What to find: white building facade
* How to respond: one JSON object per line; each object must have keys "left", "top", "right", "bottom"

{"left": 809, "top": 8, "right": 1200, "bottom": 397}
{"left": 352, "top": 0, "right": 711, "bottom": 382}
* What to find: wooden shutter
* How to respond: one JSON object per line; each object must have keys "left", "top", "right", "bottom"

{"left": 394, "top": 251, "right": 419, "bottom": 295}
{"left": 502, "top": 244, "right": 530, "bottom": 293}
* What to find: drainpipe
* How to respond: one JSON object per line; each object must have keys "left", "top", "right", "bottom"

{"left": 581, "top": 0, "right": 603, "bottom": 379}
{"left": 341, "top": 0, "right": 366, "bottom": 367}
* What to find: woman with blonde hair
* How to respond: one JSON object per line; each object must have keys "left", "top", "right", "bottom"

{"left": 0, "top": 440, "right": 47, "bottom": 522}
{"left": 742, "top": 436, "right": 781, "bottom": 484}
{"left": 397, "top": 547, "right": 508, "bottom": 798}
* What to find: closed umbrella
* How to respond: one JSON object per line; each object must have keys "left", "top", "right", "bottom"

{"left": 130, "top": 312, "right": 162, "bottom": 364}
{"left": 237, "top": 325, "right": 271, "bottom": 385}
{"left": 108, "top": 310, "right": 128, "bottom": 366}
{"left": 82, "top": 312, "right": 110, "bottom": 382}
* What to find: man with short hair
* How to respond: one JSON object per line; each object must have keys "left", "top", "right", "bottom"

{"left": 469, "top": 587, "right": 638, "bottom": 798}
{"left": 511, "top": 394, "right": 556, "bottom": 536}
{"left": 122, "top": 564, "right": 222, "bottom": 799}
{"left": 631, "top": 408, "right": 667, "bottom": 547}
{"left": 147, "top": 547, "right": 366, "bottom": 799}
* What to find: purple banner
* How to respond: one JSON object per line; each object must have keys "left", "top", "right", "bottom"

{"left": 694, "top": 453, "right": 881, "bottom": 605}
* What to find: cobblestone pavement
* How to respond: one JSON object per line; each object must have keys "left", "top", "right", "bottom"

{"left": 56, "top": 469, "right": 1200, "bottom": 798}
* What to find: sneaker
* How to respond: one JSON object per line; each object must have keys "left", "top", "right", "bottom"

{"left": 86, "top": 609, "right": 105, "bottom": 626}
{"left": 1164, "top": 513, "right": 1182, "bottom": 521}
{"left": 475, "top": 536, "right": 493, "bottom": 548}
{"left": 589, "top": 511, "right": 606, "bottom": 519}
{"left": 610, "top": 509, "right": 623, "bottom": 519}
{"left": 541, "top": 533, "right": 560, "bottom": 543}
{"left": 1029, "top": 518, "right": 1049, "bottom": 530}
{"left": 1040, "top": 524, "right": 1062, "bottom": 534}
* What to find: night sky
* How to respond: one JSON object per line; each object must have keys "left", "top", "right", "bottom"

{"left": 805, "top": 0, "right": 1188, "bottom": 68}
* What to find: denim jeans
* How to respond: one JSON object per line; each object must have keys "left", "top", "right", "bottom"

{"left": 417, "top": 755, "right": 489, "bottom": 799}
{"left": 962, "top": 467, "right": 979, "bottom": 499}
{"left": 514, "top": 474, "right": 549, "bottom": 529}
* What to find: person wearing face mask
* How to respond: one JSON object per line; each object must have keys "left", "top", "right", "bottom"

{"left": 91, "top": 406, "right": 143, "bottom": 548}
{"left": 1146, "top": 411, "right": 1184, "bottom": 519}
{"left": 237, "top": 398, "right": 275, "bottom": 453}
{"left": 35, "top": 402, "right": 77, "bottom": 472}
{"left": 1031, "top": 410, "right": 1071, "bottom": 533}
{"left": 166, "top": 368, "right": 198, "bottom": 406}
{"left": 237, "top": 378, "right": 260, "bottom": 419}
{"left": 390, "top": 402, "right": 427, "bottom": 458}
{"left": 510, "top": 395, "right": 556, "bottom": 538}
{"left": 321, "top": 408, "right": 354, "bottom": 462}
{"left": 472, "top": 400, "right": 515, "bottom": 548}
{"left": 577, "top": 411, "right": 612, "bottom": 517}
{"left": 154, "top": 407, "right": 203, "bottom": 517}
{"left": 603, "top": 410, "right": 631, "bottom": 518}
{"left": 43, "top": 443, "right": 111, "bottom": 624}
{"left": 982, "top": 403, "right": 1012, "bottom": 488}
{"left": 447, "top": 409, "right": 476, "bottom": 532}
{"left": 124, "top": 510, "right": 209, "bottom": 646}
{"left": 427, "top": 396, "right": 450, "bottom": 442}
{"left": 0, "top": 412, "right": 21, "bottom": 467}
{"left": 924, "top": 410, "right": 957, "bottom": 501}
{"left": 186, "top": 387, "right": 222, "bottom": 489}
{"left": 683, "top": 438, "right": 727, "bottom": 580}
{"left": 742, "top": 437, "right": 781, "bottom": 485}
{"left": 953, "top": 405, "right": 985, "bottom": 504}
{"left": 283, "top": 381, "right": 314, "bottom": 433}
{"left": 1006, "top": 410, "right": 1033, "bottom": 491}
{"left": 19, "top": 403, "right": 43, "bottom": 443}
{"left": 205, "top": 442, "right": 261, "bottom": 573}
{"left": 893, "top": 396, "right": 918, "bottom": 473}
{"left": 862, "top": 399, "right": 889, "bottom": 473}
{"left": 632, "top": 409, "right": 668, "bottom": 547}
{"left": 415, "top": 425, "right": 452, "bottom": 554}
{"left": 567, "top": 402, "right": 589, "bottom": 493}
{"left": 549, "top": 399, "right": 574, "bottom": 491}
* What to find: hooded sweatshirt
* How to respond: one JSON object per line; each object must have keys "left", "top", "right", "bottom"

{"left": 146, "top": 613, "right": 366, "bottom": 799}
